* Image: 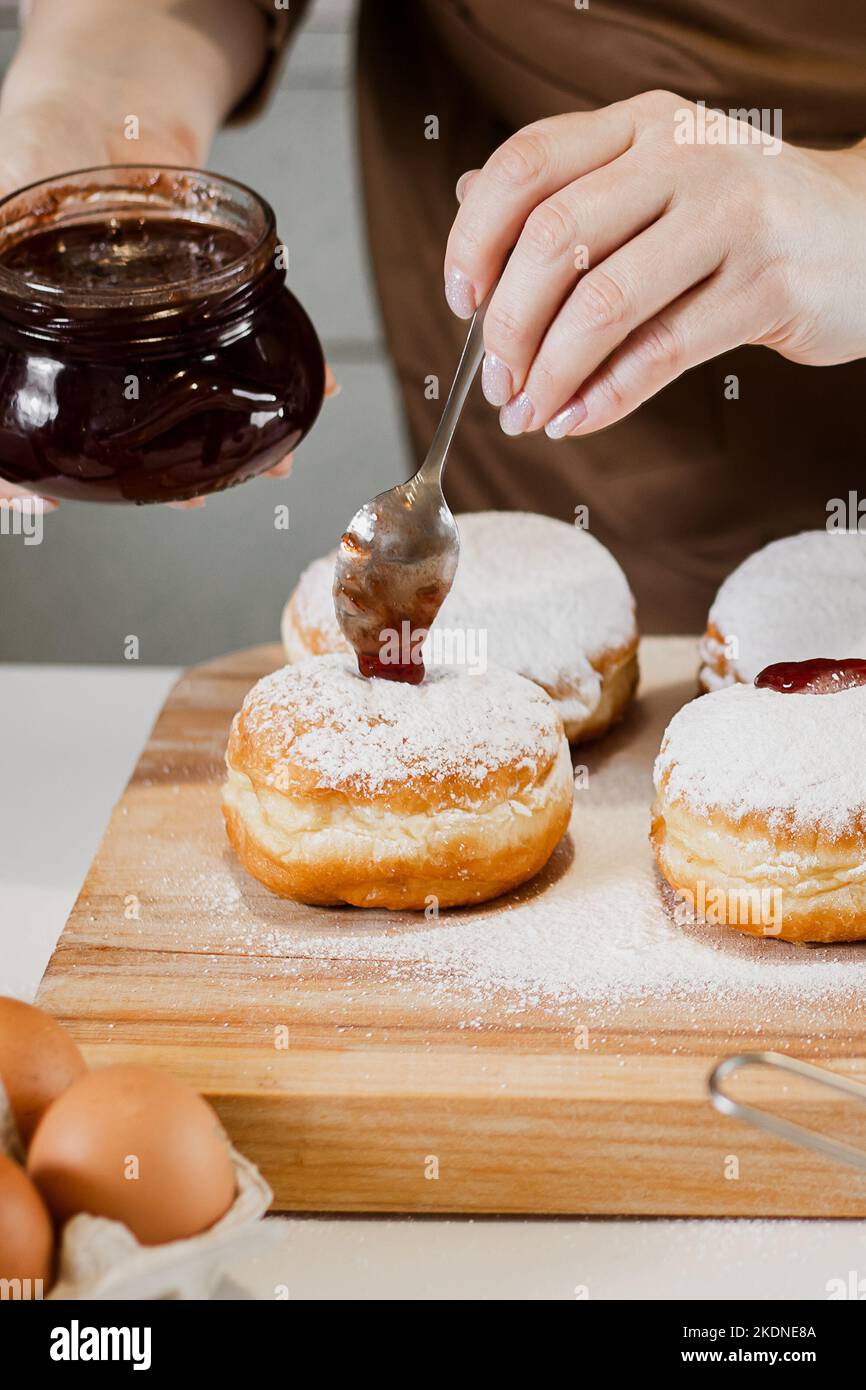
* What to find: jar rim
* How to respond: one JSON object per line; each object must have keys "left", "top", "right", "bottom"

{"left": 0, "top": 164, "right": 277, "bottom": 312}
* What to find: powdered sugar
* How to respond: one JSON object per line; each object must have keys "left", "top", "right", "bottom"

{"left": 205, "top": 641, "right": 866, "bottom": 1015}
{"left": 283, "top": 512, "right": 637, "bottom": 703}
{"left": 701, "top": 530, "right": 866, "bottom": 687}
{"left": 213, "top": 745, "right": 866, "bottom": 1015}
{"left": 233, "top": 654, "right": 564, "bottom": 796}
{"left": 287, "top": 552, "right": 347, "bottom": 654}
{"left": 654, "top": 681, "right": 866, "bottom": 838}
{"left": 256, "top": 829, "right": 866, "bottom": 1011}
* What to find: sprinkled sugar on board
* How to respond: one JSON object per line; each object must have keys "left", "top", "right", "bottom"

{"left": 37, "top": 641, "right": 866, "bottom": 1216}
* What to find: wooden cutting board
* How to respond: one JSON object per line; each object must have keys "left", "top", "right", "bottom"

{"left": 37, "top": 639, "right": 866, "bottom": 1216}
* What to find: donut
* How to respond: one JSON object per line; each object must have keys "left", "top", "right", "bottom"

{"left": 222, "top": 654, "right": 574, "bottom": 910}
{"left": 282, "top": 512, "right": 638, "bottom": 742}
{"left": 651, "top": 660, "right": 866, "bottom": 944}
{"left": 699, "top": 530, "right": 866, "bottom": 691}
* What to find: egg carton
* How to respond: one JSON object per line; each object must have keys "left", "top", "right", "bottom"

{"left": 2, "top": 1083, "right": 277, "bottom": 1300}
{"left": 0, "top": 1079, "right": 21, "bottom": 1162}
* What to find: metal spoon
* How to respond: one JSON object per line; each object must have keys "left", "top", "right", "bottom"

{"left": 333, "top": 295, "right": 489, "bottom": 680}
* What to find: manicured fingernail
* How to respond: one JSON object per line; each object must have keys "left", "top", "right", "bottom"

{"left": 499, "top": 391, "right": 533, "bottom": 436}
{"left": 444, "top": 267, "right": 477, "bottom": 319}
{"left": 545, "top": 397, "right": 588, "bottom": 439}
{"left": 481, "top": 353, "right": 513, "bottom": 407}
{"left": 455, "top": 169, "right": 481, "bottom": 203}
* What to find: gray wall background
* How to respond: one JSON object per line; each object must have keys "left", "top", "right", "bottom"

{"left": 0, "top": 0, "right": 413, "bottom": 665}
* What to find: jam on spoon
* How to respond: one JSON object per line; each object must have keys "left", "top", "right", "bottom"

{"left": 334, "top": 517, "right": 452, "bottom": 684}
{"left": 358, "top": 653, "right": 426, "bottom": 685}
{"left": 755, "top": 657, "right": 866, "bottom": 694}
{"left": 333, "top": 290, "right": 493, "bottom": 683}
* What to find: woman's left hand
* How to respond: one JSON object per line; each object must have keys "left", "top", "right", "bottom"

{"left": 444, "top": 90, "right": 866, "bottom": 439}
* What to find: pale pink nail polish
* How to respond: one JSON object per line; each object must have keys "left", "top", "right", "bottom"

{"left": 481, "top": 353, "right": 513, "bottom": 407}
{"left": 455, "top": 169, "right": 480, "bottom": 204}
{"left": 499, "top": 392, "right": 533, "bottom": 436}
{"left": 444, "top": 268, "right": 477, "bottom": 319}
{"left": 545, "top": 398, "right": 588, "bottom": 439}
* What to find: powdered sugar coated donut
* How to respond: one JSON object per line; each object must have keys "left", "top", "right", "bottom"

{"left": 699, "top": 530, "right": 866, "bottom": 691}
{"left": 223, "top": 654, "right": 574, "bottom": 909}
{"left": 651, "top": 680, "right": 866, "bottom": 943}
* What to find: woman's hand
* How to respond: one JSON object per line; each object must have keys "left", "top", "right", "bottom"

{"left": 444, "top": 90, "right": 866, "bottom": 439}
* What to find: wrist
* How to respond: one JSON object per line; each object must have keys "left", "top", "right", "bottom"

{"left": 0, "top": 84, "right": 204, "bottom": 176}
{"left": 1, "top": 0, "right": 268, "bottom": 166}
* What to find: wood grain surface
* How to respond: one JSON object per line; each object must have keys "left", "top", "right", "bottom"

{"left": 37, "top": 640, "right": 866, "bottom": 1215}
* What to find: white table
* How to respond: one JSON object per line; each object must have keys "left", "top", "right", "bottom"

{"left": 3, "top": 664, "right": 864, "bottom": 1301}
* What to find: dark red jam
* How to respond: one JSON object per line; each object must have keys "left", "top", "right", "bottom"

{"left": 333, "top": 486, "right": 457, "bottom": 684}
{"left": 0, "top": 218, "right": 249, "bottom": 290}
{"left": 335, "top": 534, "right": 453, "bottom": 684}
{"left": 358, "top": 652, "right": 426, "bottom": 684}
{"left": 0, "top": 167, "right": 324, "bottom": 503}
{"left": 755, "top": 658, "right": 866, "bottom": 694}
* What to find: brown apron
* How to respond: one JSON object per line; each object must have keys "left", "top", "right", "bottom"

{"left": 352, "top": 0, "right": 866, "bottom": 631}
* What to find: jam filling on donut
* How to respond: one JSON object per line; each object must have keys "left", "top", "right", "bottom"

{"left": 755, "top": 657, "right": 866, "bottom": 694}
{"left": 357, "top": 652, "right": 426, "bottom": 685}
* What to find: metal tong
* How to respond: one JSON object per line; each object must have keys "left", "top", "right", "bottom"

{"left": 709, "top": 1050, "right": 866, "bottom": 1173}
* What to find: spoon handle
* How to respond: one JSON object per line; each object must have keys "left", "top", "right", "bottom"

{"left": 416, "top": 293, "right": 490, "bottom": 487}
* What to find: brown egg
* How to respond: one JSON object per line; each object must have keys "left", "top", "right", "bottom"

{"left": 0, "top": 1153, "right": 54, "bottom": 1292}
{"left": 0, "top": 997, "right": 86, "bottom": 1147}
{"left": 28, "top": 1065, "right": 236, "bottom": 1246}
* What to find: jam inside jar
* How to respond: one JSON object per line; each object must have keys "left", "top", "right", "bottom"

{"left": 0, "top": 166, "right": 325, "bottom": 503}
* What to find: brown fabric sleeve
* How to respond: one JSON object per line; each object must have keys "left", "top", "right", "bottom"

{"left": 228, "top": 0, "right": 310, "bottom": 124}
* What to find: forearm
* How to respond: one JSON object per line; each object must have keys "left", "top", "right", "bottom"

{"left": 1, "top": 0, "right": 269, "bottom": 164}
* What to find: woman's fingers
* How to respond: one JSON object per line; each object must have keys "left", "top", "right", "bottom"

{"left": 262, "top": 365, "right": 337, "bottom": 479}
{"left": 480, "top": 148, "right": 674, "bottom": 406}
{"left": 455, "top": 169, "right": 480, "bottom": 204}
{"left": 502, "top": 207, "right": 725, "bottom": 433}
{"left": 263, "top": 453, "right": 294, "bottom": 479}
{"left": 444, "top": 104, "right": 637, "bottom": 317}
{"left": 0, "top": 479, "right": 58, "bottom": 510}
{"left": 167, "top": 496, "right": 206, "bottom": 510}
{"left": 546, "top": 268, "right": 754, "bottom": 438}
{"left": 167, "top": 365, "right": 336, "bottom": 502}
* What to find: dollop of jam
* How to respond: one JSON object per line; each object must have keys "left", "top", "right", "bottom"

{"left": 358, "top": 652, "right": 426, "bottom": 684}
{"left": 755, "top": 658, "right": 866, "bottom": 694}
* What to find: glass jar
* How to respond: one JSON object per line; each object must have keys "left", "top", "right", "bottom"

{"left": 0, "top": 166, "right": 325, "bottom": 502}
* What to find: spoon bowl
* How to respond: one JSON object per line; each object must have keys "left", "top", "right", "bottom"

{"left": 333, "top": 295, "right": 488, "bottom": 680}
